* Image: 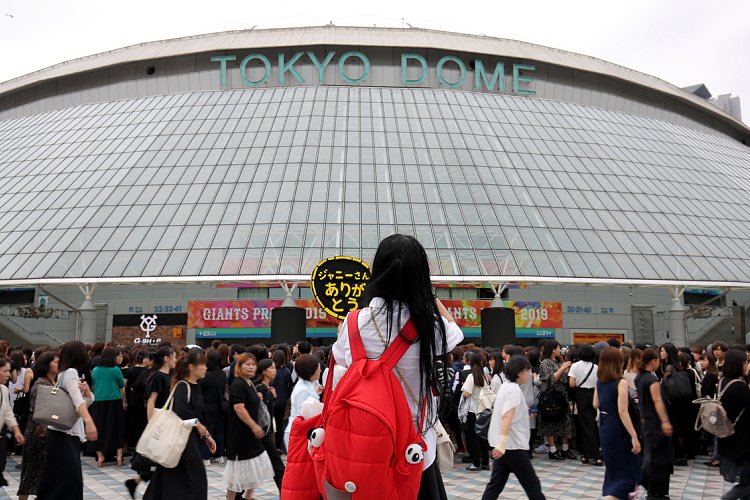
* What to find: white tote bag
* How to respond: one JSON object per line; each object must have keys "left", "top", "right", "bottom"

{"left": 136, "top": 380, "right": 193, "bottom": 468}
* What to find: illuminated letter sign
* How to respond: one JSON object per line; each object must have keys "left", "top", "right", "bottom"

{"left": 311, "top": 256, "right": 371, "bottom": 320}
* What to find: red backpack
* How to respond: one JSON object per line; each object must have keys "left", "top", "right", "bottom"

{"left": 308, "top": 309, "right": 427, "bottom": 499}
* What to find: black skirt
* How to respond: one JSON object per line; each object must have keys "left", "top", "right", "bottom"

{"left": 89, "top": 399, "right": 126, "bottom": 453}
{"left": 417, "top": 460, "right": 448, "bottom": 500}
{"left": 36, "top": 430, "right": 83, "bottom": 499}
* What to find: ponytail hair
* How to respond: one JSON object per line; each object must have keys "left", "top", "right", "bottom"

{"left": 173, "top": 349, "right": 206, "bottom": 385}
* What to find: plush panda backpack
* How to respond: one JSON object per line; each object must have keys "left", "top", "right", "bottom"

{"left": 309, "top": 309, "right": 427, "bottom": 499}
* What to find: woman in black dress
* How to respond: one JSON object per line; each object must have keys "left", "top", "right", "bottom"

{"left": 123, "top": 349, "right": 152, "bottom": 452}
{"left": 199, "top": 350, "right": 228, "bottom": 464}
{"left": 223, "top": 352, "right": 273, "bottom": 500}
{"left": 17, "top": 352, "right": 58, "bottom": 500}
{"left": 144, "top": 349, "right": 217, "bottom": 500}
{"left": 635, "top": 348, "right": 673, "bottom": 500}
{"left": 255, "top": 358, "right": 285, "bottom": 491}
{"left": 717, "top": 349, "right": 750, "bottom": 500}
{"left": 124, "top": 346, "right": 176, "bottom": 498}
{"left": 538, "top": 340, "right": 574, "bottom": 460}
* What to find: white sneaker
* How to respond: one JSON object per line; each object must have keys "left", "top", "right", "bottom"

{"left": 203, "top": 459, "right": 211, "bottom": 467}
{"left": 534, "top": 443, "right": 550, "bottom": 453}
{"left": 211, "top": 457, "right": 226, "bottom": 464}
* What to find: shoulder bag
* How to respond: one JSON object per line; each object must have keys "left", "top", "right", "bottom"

{"left": 136, "top": 380, "right": 193, "bottom": 468}
{"left": 32, "top": 373, "right": 78, "bottom": 430}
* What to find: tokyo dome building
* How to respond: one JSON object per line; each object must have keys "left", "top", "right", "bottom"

{"left": 0, "top": 26, "right": 749, "bottom": 348}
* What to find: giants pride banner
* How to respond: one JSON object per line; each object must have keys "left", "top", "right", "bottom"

{"left": 188, "top": 299, "right": 561, "bottom": 330}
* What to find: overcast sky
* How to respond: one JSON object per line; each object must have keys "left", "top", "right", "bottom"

{"left": 1, "top": 0, "right": 748, "bottom": 122}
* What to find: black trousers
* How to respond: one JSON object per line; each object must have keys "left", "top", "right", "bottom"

{"left": 261, "top": 432, "right": 285, "bottom": 491}
{"left": 576, "top": 389, "right": 600, "bottom": 460}
{"left": 36, "top": 430, "right": 83, "bottom": 499}
{"left": 481, "top": 449, "right": 546, "bottom": 500}
{"left": 273, "top": 405, "right": 286, "bottom": 452}
{"left": 464, "top": 412, "right": 489, "bottom": 467}
{"left": 642, "top": 428, "right": 673, "bottom": 498}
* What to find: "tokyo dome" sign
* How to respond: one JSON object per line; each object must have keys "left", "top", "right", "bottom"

{"left": 211, "top": 51, "right": 535, "bottom": 95}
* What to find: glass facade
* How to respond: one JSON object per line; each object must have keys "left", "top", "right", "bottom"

{"left": 0, "top": 86, "right": 749, "bottom": 282}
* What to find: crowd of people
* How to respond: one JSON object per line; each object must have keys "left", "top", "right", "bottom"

{"left": 0, "top": 235, "right": 747, "bottom": 500}
{"left": 0, "top": 334, "right": 749, "bottom": 499}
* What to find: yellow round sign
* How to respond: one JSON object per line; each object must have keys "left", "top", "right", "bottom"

{"left": 311, "top": 256, "right": 371, "bottom": 321}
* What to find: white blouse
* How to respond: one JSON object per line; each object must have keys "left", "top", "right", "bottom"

{"left": 332, "top": 298, "right": 464, "bottom": 470}
{"left": 49, "top": 368, "right": 94, "bottom": 442}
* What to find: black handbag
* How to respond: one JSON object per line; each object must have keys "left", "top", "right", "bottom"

{"left": 539, "top": 389, "right": 567, "bottom": 422}
{"left": 663, "top": 370, "right": 692, "bottom": 401}
{"left": 475, "top": 408, "right": 492, "bottom": 439}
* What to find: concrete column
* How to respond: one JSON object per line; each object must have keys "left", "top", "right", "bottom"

{"left": 78, "top": 285, "right": 97, "bottom": 345}
{"left": 667, "top": 286, "right": 687, "bottom": 347}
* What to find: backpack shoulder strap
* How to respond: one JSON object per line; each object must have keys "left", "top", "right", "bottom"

{"left": 347, "top": 309, "right": 367, "bottom": 362}
{"left": 378, "top": 319, "right": 418, "bottom": 369}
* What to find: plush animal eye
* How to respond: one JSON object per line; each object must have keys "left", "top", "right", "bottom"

{"left": 405, "top": 443, "right": 424, "bottom": 464}
{"left": 309, "top": 427, "right": 325, "bottom": 448}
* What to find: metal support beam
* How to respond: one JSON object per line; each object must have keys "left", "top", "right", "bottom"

{"left": 667, "top": 286, "right": 687, "bottom": 346}
{"left": 78, "top": 284, "right": 97, "bottom": 345}
{"left": 279, "top": 281, "right": 298, "bottom": 307}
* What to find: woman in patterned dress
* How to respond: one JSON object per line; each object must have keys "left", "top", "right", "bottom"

{"left": 537, "top": 340, "right": 575, "bottom": 460}
{"left": 17, "top": 351, "right": 58, "bottom": 500}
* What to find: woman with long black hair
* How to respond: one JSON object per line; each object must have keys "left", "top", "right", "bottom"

{"left": 331, "top": 234, "right": 464, "bottom": 499}
{"left": 659, "top": 342, "right": 692, "bottom": 465}
{"left": 462, "top": 352, "right": 490, "bottom": 471}
{"left": 124, "top": 346, "right": 177, "bottom": 498}
{"left": 717, "top": 349, "right": 750, "bottom": 500}
{"left": 36, "top": 341, "right": 98, "bottom": 500}
{"left": 144, "top": 349, "right": 216, "bottom": 500}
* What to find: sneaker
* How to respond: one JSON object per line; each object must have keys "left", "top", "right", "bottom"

{"left": 466, "top": 464, "right": 481, "bottom": 472}
{"left": 203, "top": 459, "right": 211, "bottom": 467}
{"left": 211, "top": 457, "right": 226, "bottom": 464}
{"left": 535, "top": 443, "right": 550, "bottom": 453}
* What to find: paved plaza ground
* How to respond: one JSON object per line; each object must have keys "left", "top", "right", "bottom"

{"left": 0, "top": 451, "right": 731, "bottom": 499}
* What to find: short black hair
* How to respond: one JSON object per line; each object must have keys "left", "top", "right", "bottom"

{"left": 297, "top": 341, "right": 312, "bottom": 355}
{"left": 230, "top": 344, "right": 246, "bottom": 357}
{"left": 607, "top": 338, "right": 621, "bottom": 348}
{"left": 59, "top": 341, "right": 88, "bottom": 372}
{"left": 504, "top": 345, "right": 524, "bottom": 358}
{"left": 723, "top": 349, "right": 747, "bottom": 380}
{"left": 713, "top": 341, "right": 729, "bottom": 352}
{"left": 503, "top": 355, "right": 531, "bottom": 383}
{"left": 295, "top": 354, "right": 320, "bottom": 381}
{"left": 100, "top": 347, "right": 119, "bottom": 367}
{"left": 205, "top": 350, "right": 221, "bottom": 371}
{"left": 578, "top": 343, "right": 595, "bottom": 362}
{"left": 34, "top": 351, "right": 58, "bottom": 378}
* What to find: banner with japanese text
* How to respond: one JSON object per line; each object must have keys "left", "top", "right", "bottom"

{"left": 188, "top": 299, "right": 562, "bottom": 331}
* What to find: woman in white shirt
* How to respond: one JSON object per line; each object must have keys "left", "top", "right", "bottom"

{"left": 568, "top": 343, "right": 601, "bottom": 466}
{"left": 283, "top": 354, "right": 322, "bottom": 450}
{"left": 482, "top": 355, "right": 545, "bottom": 500}
{"left": 0, "top": 357, "right": 24, "bottom": 489}
{"left": 36, "top": 341, "right": 98, "bottom": 500}
{"left": 331, "top": 234, "right": 463, "bottom": 500}
{"left": 462, "top": 352, "right": 491, "bottom": 471}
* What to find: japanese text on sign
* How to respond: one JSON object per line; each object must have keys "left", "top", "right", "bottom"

{"left": 311, "top": 256, "right": 371, "bottom": 320}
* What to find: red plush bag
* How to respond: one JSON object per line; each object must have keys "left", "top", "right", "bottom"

{"left": 310, "top": 309, "right": 426, "bottom": 499}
